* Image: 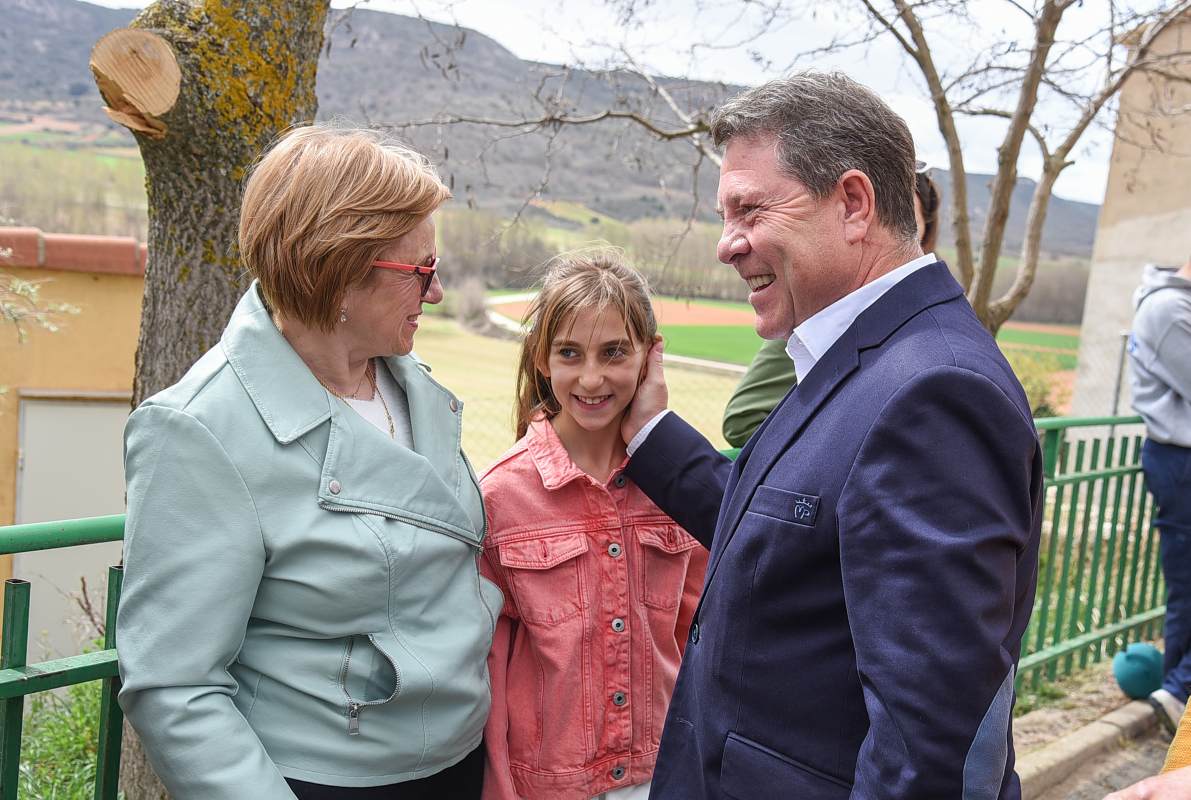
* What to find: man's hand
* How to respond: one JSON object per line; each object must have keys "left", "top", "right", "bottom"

{"left": 621, "top": 337, "right": 668, "bottom": 446}
{"left": 1105, "top": 765, "right": 1191, "bottom": 799}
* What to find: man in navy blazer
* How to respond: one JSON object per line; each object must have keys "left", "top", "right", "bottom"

{"left": 621, "top": 72, "right": 1043, "bottom": 799}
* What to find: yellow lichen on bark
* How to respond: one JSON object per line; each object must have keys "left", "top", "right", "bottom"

{"left": 185, "top": 1, "right": 321, "bottom": 151}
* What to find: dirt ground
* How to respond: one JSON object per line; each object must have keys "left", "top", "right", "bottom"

{"left": 1049, "top": 370, "right": 1076, "bottom": 415}
{"left": 1004, "top": 320, "right": 1082, "bottom": 337}
{"left": 493, "top": 297, "right": 753, "bottom": 326}
{"left": 1015, "top": 658, "right": 1138, "bottom": 756}
{"left": 0, "top": 112, "right": 85, "bottom": 135}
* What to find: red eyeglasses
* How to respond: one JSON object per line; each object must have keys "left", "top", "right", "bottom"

{"left": 372, "top": 256, "right": 439, "bottom": 297}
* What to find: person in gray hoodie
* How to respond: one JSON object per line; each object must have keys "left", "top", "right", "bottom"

{"left": 1129, "top": 257, "right": 1191, "bottom": 734}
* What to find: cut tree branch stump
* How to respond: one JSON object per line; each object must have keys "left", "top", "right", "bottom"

{"left": 90, "top": 29, "right": 180, "bottom": 139}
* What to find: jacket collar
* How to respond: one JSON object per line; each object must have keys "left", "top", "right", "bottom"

{"left": 220, "top": 282, "right": 332, "bottom": 444}
{"left": 703, "top": 261, "right": 962, "bottom": 588}
{"left": 219, "top": 283, "right": 483, "bottom": 543}
{"left": 525, "top": 416, "right": 625, "bottom": 490}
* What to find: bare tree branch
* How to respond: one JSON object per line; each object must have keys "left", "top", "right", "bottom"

{"left": 966, "top": 0, "right": 1075, "bottom": 317}
{"left": 887, "top": 0, "right": 977, "bottom": 289}
{"left": 957, "top": 106, "right": 1053, "bottom": 160}
{"left": 859, "top": 0, "right": 919, "bottom": 59}
{"left": 389, "top": 109, "right": 710, "bottom": 142}
{"left": 619, "top": 48, "right": 722, "bottom": 167}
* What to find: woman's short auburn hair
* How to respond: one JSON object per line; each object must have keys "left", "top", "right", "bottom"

{"left": 239, "top": 123, "right": 451, "bottom": 330}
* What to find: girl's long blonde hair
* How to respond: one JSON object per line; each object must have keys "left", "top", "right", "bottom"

{"left": 513, "top": 250, "right": 657, "bottom": 440}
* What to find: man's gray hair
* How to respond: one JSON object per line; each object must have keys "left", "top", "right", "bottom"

{"left": 710, "top": 71, "right": 919, "bottom": 241}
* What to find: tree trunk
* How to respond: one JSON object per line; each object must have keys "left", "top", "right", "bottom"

{"left": 968, "top": 0, "right": 1067, "bottom": 327}
{"left": 90, "top": 1, "right": 329, "bottom": 796}
{"left": 890, "top": 0, "right": 976, "bottom": 292}
{"left": 92, "top": 0, "right": 329, "bottom": 408}
{"left": 986, "top": 162, "right": 1063, "bottom": 333}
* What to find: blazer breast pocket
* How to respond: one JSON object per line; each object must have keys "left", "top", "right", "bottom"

{"left": 746, "top": 484, "right": 820, "bottom": 528}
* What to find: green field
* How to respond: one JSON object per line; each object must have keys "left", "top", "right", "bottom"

{"left": 661, "top": 324, "right": 1078, "bottom": 370}
{"left": 408, "top": 314, "right": 1079, "bottom": 470}
{"left": 0, "top": 129, "right": 146, "bottom": 237}
{"left": 660, "top": 324, "right": 763, "bottom": 365}
{"left": 995, "top": 327, "right": 1081, "bottom": 351}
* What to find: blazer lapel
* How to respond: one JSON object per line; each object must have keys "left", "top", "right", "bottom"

{"left": 702, "top": 326, "right": 861, "bottom": 586}
{"left": 700, "top": 261, "right": 965, "bottom": 591}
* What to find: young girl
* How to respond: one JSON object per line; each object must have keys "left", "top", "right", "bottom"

{"left": 479, "top": 252, "right": 708, "bottom": 800}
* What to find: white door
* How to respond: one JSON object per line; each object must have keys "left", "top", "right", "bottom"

{"left": 14, "top": 397, "right": 127, "bottom": 661}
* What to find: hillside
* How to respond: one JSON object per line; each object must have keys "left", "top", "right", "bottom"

{"left": 1, "top": 0, "right": 1099, "bottom": 256}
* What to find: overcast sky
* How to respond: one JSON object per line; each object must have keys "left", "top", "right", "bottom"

{"left": 88, "top": 0, "right": 1149, "bottom": 205}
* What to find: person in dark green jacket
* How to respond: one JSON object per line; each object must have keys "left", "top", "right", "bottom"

{"left": 721, "top": 164, "right": 942, "bottom": 447}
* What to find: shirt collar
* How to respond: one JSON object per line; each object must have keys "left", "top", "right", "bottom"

{"left": 786, "top": 252, "right": 937, "bottom": 383}
{"left": 524, "top": 416, "right": 628, "bottom": 491}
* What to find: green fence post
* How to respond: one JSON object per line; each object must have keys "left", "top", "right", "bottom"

{"left": 94, "top": 565, "right": 124, "bottom": 800}
{"left": 0, "top": 579, "right": 30, "bottom": 800}
{"left": 1041, "top": 426, "right": 1064, "bottom": 481}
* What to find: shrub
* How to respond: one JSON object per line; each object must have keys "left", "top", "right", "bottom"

{"left": 19, "top": 677, "right": 117, "bottom": 799}
{"left": 1004, "top": 349, "right": 1068, "bottom": 418}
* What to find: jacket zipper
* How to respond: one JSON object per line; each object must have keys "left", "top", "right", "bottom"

{"left": 460, "top": 449, "right": 488, "bottom": 542}
{"left": 339, "top": 634, "right": 403, "bottom": 736}
{"left": 318, "top": 501, "right": 481, "bottom": 549}
{"left": 327, "top": 404, "right": 487, "bottom": 734}
{"left": 415, "top": 369, "right": 488, "bottom": 544}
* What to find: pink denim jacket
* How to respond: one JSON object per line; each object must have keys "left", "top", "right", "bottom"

{"left": 479, "top": 418, "right": 708, "bottom": 800}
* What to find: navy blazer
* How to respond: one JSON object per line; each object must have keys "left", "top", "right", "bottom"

{"left": 627, "top": 262, "right": 1043, "bottom": 799}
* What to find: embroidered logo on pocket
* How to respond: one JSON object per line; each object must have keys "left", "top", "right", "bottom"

{"left": 791, "top": 493, "right": 820, "bottom": 525}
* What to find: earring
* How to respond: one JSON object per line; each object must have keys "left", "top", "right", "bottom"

{"left": 339, "top": 308, "right": 348, "bottom": 324}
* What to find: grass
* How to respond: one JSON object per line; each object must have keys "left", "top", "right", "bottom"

{"left": 18, "top": 672, "right": 115, "bottom": 799}
{"left": 531, "top": 200, "right": 617, "bottom": 227}
{"left": 411, "top": 317, "right": 739, "bottom": 469}
{"left": 1014, "top": 678, "right": 1069, "bottom": 717}
{"left": 659, "top": 324, "right": 763, "bottom": 365}
{"left": 996, "top": 327, "right": 1081, "bottom": 351}
{"left": 489, "top": 287, "right": 1082, "bottom": 379}
{"left": 0, "top": 136, "right": 146, "bottom": 238}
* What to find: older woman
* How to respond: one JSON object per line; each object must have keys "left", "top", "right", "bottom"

{"left": 117, "top": 124, "right": 502, "bottom": 800}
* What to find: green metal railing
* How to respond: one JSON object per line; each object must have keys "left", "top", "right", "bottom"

{"left": 0, "top": 417, "right": 1164, "bottom": 796}
{"left": 1017, "top": 415, "right": 1163, "bottom": 689}
{"left": 0, "top": 516, "right": 125, "bottom": 799}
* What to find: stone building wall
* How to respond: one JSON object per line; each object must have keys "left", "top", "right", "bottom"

{"left": 1073, "top": 16, "right": 1191, "bottom": 417}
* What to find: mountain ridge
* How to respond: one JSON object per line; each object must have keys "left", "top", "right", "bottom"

{"left": 0, "top": 0, "right": 1099, "bottom": 256}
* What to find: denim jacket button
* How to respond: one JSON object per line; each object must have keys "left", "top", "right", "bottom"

{"left": 611, "top": 617, "right": 625, "bottom": 633}
{"left": 611, "top": 765, "right": 626, "bottom": 780}
{"left": 608, "top": 543, "right": 622, "bottom": 558}
{"left": 613, "top": 474, "right": 627, "bottom": 488}
{"left": 611, "top": 691, "right": 627, "bottom": 706}
{"left": 449, "top": 398, "right": 459, "bottom": 413}
{"left": 328, "top": 479, "right": 341, "bottom": 495}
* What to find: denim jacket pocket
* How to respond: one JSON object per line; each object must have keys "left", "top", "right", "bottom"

{"left": 498, "top": 531, "right": 589, "bottom": 624}
{"left": 637, "top": 524, "right": 700, "bottom": 610}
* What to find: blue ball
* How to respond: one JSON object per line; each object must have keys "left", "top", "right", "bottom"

{"left": 1113, "top": 642, "right": 1164, "bottom": 699}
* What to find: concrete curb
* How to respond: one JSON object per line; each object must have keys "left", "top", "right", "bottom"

{"left": 1019, "top": 700, "right": 1158, "bottom": 799}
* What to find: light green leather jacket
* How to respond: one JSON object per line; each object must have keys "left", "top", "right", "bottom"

{"left": 117, "top": 283, "right": 503, "bottom": 798}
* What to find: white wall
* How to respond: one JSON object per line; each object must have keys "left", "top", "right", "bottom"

{"left": 14, "top": 397, "right": 126, "bottom": 660}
